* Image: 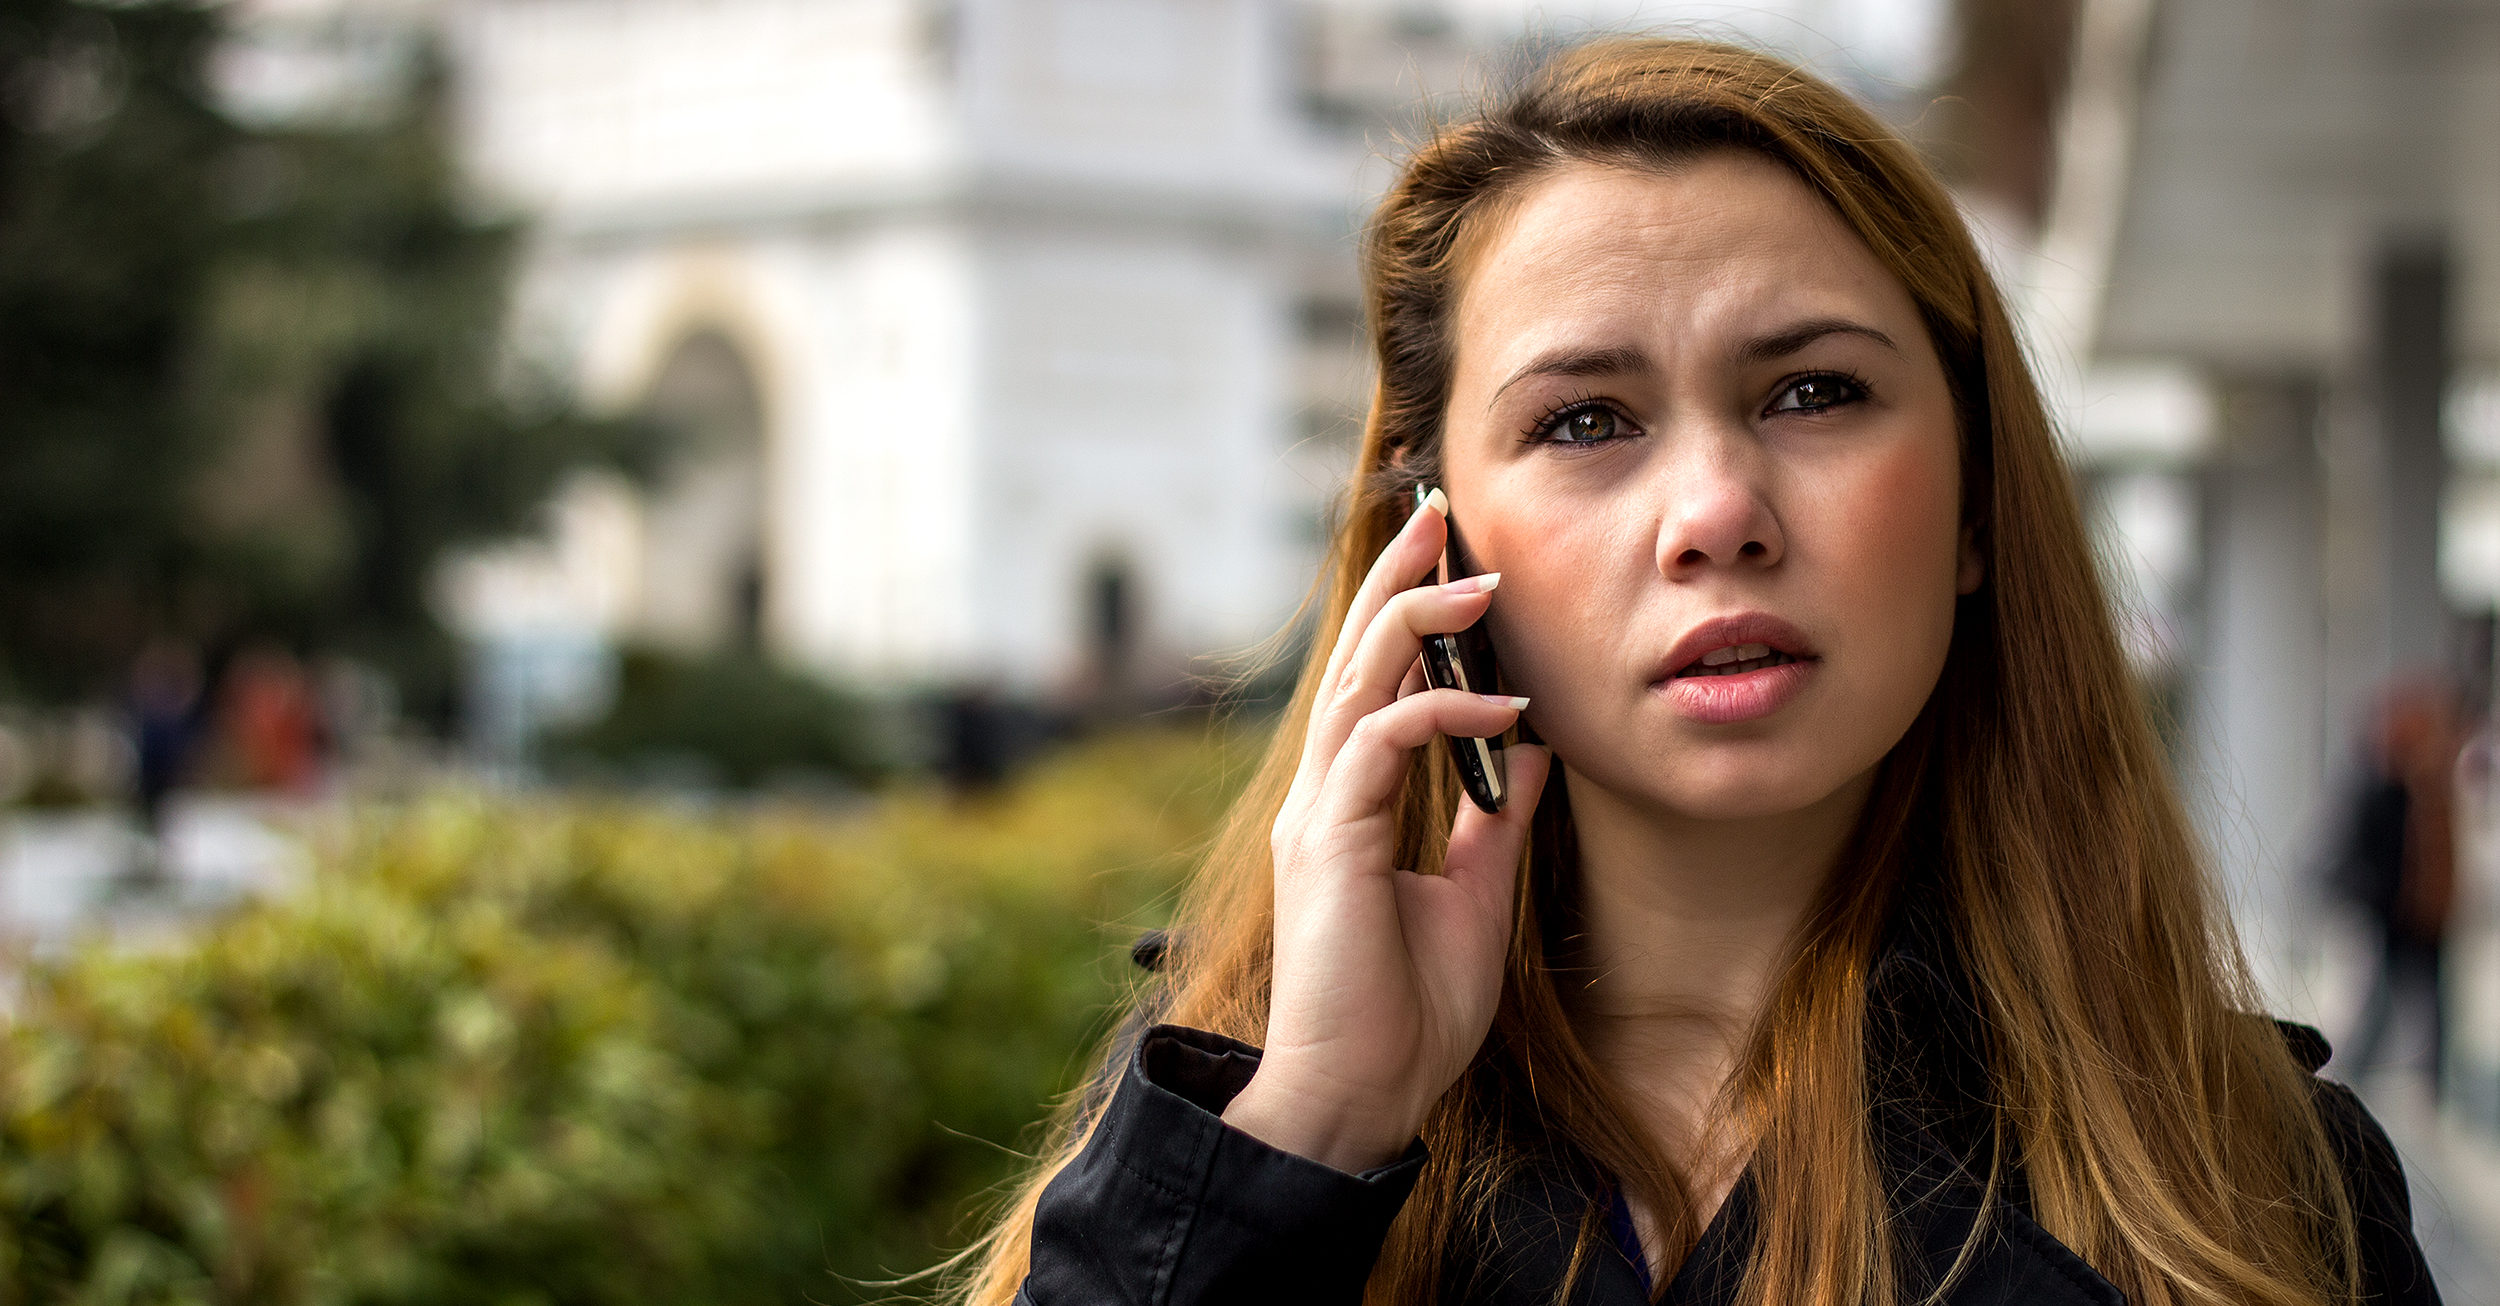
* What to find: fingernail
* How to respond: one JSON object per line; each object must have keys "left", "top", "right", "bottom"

{"left": 1442, "top": 571, "right": 1500, "bottom": 595}
{"left": 1422, "top": 486, "right": 1449, "bottom": 518}
{"left": 1480, "top": 695, "right": 1530, "bottom": 709}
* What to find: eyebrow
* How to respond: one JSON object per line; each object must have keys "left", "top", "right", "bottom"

{"left": 1486, "top": 317, "right": 1902, "bottom": 411}
{"left": 1736, "top": 318, "right": 1900, "bottom": 366}
{"left": 1486, "top": 344, "right": 1649, "bottom": 410}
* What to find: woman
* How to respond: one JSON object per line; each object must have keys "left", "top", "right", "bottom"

{"left": 956, "top": 37, "right": 2439, "bottom": 1306}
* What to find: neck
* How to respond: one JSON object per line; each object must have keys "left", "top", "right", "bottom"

{"left": 1558, "top": 764, "right": 1875, "bottom": 1152}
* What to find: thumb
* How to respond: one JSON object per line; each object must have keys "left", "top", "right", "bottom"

{"left": 1442, "top": 744, "right": 1551, "bottom": 911}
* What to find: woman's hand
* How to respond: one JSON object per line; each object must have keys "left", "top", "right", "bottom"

{"left": 1220, "top": 490, "right": 1553, "bottom": 1174}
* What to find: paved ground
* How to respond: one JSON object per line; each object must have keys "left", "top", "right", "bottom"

{"left": 0, "top": 796, "right": 307, "bottom": 959}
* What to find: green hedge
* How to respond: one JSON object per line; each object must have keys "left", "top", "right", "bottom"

{"left": 0, "top": 725, "right": 1260, "bottom": 1305}
{"left": 540, "top": 647, "right": 906, "bottom": 791}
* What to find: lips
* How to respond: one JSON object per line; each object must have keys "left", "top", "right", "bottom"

{"left": 1651, "top": 613, "right": 1818, "bottom": 683}
{"left": 1650, "top": 613, "right": 1820, "bottom": 725}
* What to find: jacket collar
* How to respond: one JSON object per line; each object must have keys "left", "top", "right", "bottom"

{"left": 1460, "top": 917, "right": 2127, "bottom": 1306}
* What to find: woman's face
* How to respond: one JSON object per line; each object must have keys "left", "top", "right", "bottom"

{"left": 1440, "top": 153, "right": 1979, "bottom": 823}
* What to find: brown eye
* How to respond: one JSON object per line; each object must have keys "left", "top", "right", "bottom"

{"left": 1768, "top": 373, "right": 1866, "bottom": 414}
{"left": 1522, "top": 398, "right": 1641, "bottom": 449}
{"left": 1548, "top": 405, "right": 1621, "bottom": 443}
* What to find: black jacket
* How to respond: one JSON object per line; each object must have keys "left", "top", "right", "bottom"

{"left": 1017, "top": 932, "right": 2441, "bottom": 1305}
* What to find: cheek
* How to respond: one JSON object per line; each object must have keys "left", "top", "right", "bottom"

{"left": 1464, "top": 498, "right": 1630, "bottom": 691}
{"left": 1814, "top": 436, "right": 1964, "bottom": 662}
{"left": 1845, "top": 440, "right": 1961, "bottom": 559}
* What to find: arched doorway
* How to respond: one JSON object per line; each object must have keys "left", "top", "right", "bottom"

{"left": 636, "top": 330, "right": 767, "bottom": 650}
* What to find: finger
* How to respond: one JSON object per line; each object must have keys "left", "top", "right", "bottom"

{"left": 1310, "top": 578, "right": 1499, "bottom": 763}
{"left": 1443, "top": 744, "right": 1552, "bottom": 909}
{"left": 1315, "top": 689, "right": 1530, "bottom": 826}
{"left": 1395, "top": 658, "right": 1427, "bottom": 700}
{"left": 1317, "top": 491, "right": 1448, "bottom": 701}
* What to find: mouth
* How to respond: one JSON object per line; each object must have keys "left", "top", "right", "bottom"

{"left": 1670, "top": 643, "right": 1804, "bottom": 678}
{"left": 1652, "top": 615, "right": 1820, "bottom": 725}
{"left": 1652, "top": 613, "right": 1819, "bottom": 684}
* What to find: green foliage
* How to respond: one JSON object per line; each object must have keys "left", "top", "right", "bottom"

{"left": 543, "top": 647, "right": 901, "bottom": 791}
{"left": 0, "top": 725, "right": 1264, "bottom": 1304}
{"left": 0, "top": 3, "right": 657, "bottom": 713}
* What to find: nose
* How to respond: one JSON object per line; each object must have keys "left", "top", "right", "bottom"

{"left": 1653, "top": 433, "right": 1783, "bottom": 578}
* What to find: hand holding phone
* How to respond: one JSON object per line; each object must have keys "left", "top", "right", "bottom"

{"left": 1412, "top": 484, "right": 1511, "bottom": 813}
{"left": 1218, "top": 485, "right": 1550, "bottom": 1175}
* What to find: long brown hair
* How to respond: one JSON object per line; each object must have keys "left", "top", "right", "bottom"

{"left": 954, "top": 37, "right": 2360, "bottom": 1306}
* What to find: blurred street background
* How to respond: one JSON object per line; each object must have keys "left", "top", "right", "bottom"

{"left": 4, "top": 0, "right": 2500, "bottom": 1300}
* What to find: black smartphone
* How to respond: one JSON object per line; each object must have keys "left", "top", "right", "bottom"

{"left": 1413, "top": 484, "right": 1510, "bottom": 813}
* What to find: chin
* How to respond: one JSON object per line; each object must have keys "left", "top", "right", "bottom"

{"left": 1652, "top": 765, "right": 1855, "bottom": 822}
{"left": 1576, "top": 734, "right": 1865, "bottom": 823}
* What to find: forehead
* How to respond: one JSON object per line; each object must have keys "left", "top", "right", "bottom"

{"left": 1451, "top": 154, "right": 1914, "bottom": 370}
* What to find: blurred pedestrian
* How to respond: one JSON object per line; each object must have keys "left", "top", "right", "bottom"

{"left": 2328, "top": 676, "right": 2462, "bottom": 1099}
{"left": 219, "top": 642, "right": 326, "bottom": 796}
{"left": 127, "top": 640, "right": 203, "bottom": 831}
{"left": 122, "top": 639, "right": 204, "bottom": 887}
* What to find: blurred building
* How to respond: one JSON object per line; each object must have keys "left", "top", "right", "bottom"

{"left": 1982, "top": 0, "right": 2500, "bottom": 1137}
{"left": 222, "top": 0, "right": 2500, "bottom": 921}
{"left": 225, "top": 0, "right": 1945, "bottom": 736}
{"left": 441, "top": 0, "right": 1377, "bottom": 711}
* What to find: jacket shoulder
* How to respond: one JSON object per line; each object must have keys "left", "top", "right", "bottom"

{"left": 2269, "top": 1017, "right": 2333, "bottom": 1074}
{"left": 2258, "top": 1018, "right": 2445, "bottom": 1306}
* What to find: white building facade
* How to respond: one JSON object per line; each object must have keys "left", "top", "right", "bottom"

{"left": 441, "top": 0, "right": 1371, "bottom": 700}
{"left": 423, "top": 0, "right": 1953, "bottom": 704}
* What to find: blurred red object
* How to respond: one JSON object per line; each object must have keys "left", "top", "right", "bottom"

{"left": 221, "top": 644, "right": 324, "bottom": 794}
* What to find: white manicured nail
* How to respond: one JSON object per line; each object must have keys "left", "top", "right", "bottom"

{"left": 1480, "top": 695, "right": 1530, "bottom": 709}
{"left": 1442, "top": 572, "right": 1500, "bottom": 595}
{"left": 1423, "top": 487, "right": 1449, "bottom": 517}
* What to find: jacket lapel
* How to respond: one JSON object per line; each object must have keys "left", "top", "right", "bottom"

{"left": 1864, "top": 926, "right": 2127, "bottom": 1306}
{"left": 1929, "top": 1204, "right": 2127, "bottom": 1306}
{"left": 1452, "top": 1165, "right": 1649, "bottom": 1305}
{"left": 1454, "top": 924, "right": 2127, "bottom": 1305}
{"left": 1452, "top": 1168, "right": 2123, "bottom": 1306}
{"left": 1873, "top": 1088, "right": 2124, "bottom": 1306}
